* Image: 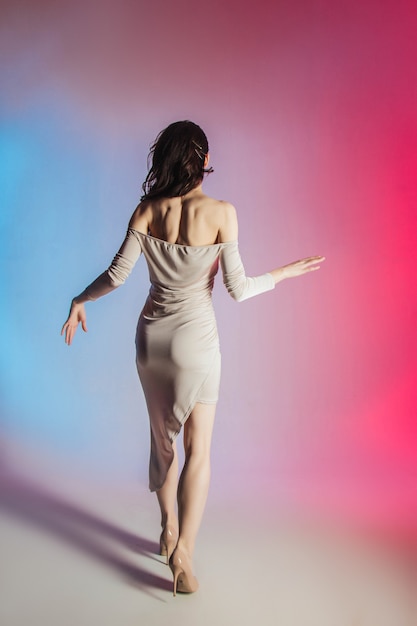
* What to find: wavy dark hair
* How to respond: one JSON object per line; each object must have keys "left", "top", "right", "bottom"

{"left": 141, "top": 121, "right": 213, "bottom": 200}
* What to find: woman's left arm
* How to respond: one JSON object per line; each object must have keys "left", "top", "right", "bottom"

{"left": 61, "top": 228, "right": 143, "bottom": 345}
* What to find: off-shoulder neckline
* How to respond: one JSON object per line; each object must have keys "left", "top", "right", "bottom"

{"left": 129, "top": 228, "right": 237, "bottom": 250}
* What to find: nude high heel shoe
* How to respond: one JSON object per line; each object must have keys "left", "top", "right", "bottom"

{"left": 169, "top": 547, "right": 199, "bottom": 596}
{"left": 160, "top": 525, "right": 178, "bottom": 565}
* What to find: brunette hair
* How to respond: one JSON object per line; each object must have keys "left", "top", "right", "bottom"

{"left": 141, "top": 121, "right": 213, "bottom": 200}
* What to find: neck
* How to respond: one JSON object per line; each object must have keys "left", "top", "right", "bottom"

{"left": 181, "top": 184, "right": 203, "bottom": 200}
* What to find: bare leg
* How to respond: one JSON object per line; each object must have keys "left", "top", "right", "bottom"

{"left": 156, "top": 440, "right": 179, "bottom": 548}
{"left": 176, "top": 402, "right": 216, "bottom": 558}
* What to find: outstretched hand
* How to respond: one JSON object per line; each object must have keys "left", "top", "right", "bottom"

{"left": 61, "top": 300, "right": 88, "bottom": 346}
{"left": 281, "top": 255, "right": 325, "bottom": 278}
{"left": 270, "top": 255, "right": 325, "bottom": 283}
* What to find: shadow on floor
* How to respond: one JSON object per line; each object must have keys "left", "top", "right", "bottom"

{"left": 0, "top": 466, "right": 171, "bottom": 598}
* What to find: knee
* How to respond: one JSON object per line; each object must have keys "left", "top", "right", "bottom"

{"left": 183, "top": 441, "right": 211, "bottom": 466}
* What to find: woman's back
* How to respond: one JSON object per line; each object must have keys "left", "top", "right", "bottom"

{"left": 129, "top": 186, "right": 238, "bottom": 247}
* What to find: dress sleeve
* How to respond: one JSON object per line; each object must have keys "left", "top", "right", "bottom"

{"left": 74, "top": 228, "right": 142, "bottom": 302}
{"left": 220, "top": 241, "right": 275, "bottom": 302}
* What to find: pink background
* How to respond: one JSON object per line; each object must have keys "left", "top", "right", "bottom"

{"left": 1, "top": 0, "right": 416, "bottom": 526}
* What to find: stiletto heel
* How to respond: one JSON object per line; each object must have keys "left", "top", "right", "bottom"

{"left": 172, "top": 568, "right": 180, "bottom": 597}
{"left": 160, "top": 525, "right": 178, "bottom": 565}
{"left": 169, "top": 548, "right": 199, "bottom": 596}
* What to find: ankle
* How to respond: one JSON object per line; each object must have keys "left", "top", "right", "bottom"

{"left": 175, "top": 538, "right": 194, "bottom": 559}
{"left": 161, "top": 515, "right": 178, "bottom": 530}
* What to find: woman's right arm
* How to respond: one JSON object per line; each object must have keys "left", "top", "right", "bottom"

{"left": 219, "top": 203, "right": 324, "bottom": 302}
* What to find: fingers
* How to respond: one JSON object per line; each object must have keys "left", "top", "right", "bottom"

{"left": 61, "top": 320, "right": 76, "bottom": 345}
{"left": 61, "top": 322, "right": 69, "bottom": 341}
{"left": 282, "top": 255, "right": 325, "bottom": 279}
{"left": 299, "top": 256, "right": 325, "bottom": 272}
{"left": 302, "top": 256, "right": 325, "bottom": 265}
{"left": 61, "top": 302, "right": 88, "bottom": 345}
{"left": 65, "top": 326, "right": 73, "bottom": 346}
{"left": 67, "top": 325, "right": 77, "bottom": 345}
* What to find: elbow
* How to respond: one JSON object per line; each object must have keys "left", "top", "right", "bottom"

{"left": 227, "top": 288, "right": 246, "bottom": 303}
{"left": 108, "top": 277, "right": 125, "bottom": 288}
{"left": 106, "top": 254, "right": 133, "bottom": 287}
{"left": 224, "top": 279, "right": 247, "bottom": 302}
{"left": 106, "top": 270, "right": 126, "bottom": 288}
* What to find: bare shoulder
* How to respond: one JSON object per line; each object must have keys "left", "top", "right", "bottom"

{"left": 215, "top": 200, "right": 238, "bottom": 242}
{"left": 199, "top": 196, "right": 237, "bottom": 231}
{"left": 218, "top": 200, "right": 237, "bottom": 220}
{"left": 201, "top": 196, "right": 236, "bottom": 218}
{"left": 128, "top": 201, "right": 153, "bottom": 232}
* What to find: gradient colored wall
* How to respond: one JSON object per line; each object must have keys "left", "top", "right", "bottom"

{"left": 1, "top": 0, "right": 416, "bottom": 525}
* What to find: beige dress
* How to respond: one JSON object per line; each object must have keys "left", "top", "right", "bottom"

{"left": 77, "top": 228, "right": 275, "bottom": 491}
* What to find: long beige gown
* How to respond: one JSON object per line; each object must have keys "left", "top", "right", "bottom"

{"left": 77, "top": 228, "right": 275, "bottom": 491}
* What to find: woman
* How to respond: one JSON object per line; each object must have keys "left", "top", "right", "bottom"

{"left": 61, "top": 120, "right": 324, "bottom": 596}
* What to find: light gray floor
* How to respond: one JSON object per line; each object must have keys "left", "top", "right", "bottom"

{"left": 0, "top": 470, "right": 415, "bottom": 626}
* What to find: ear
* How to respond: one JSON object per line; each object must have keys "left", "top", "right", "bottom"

{"left": 204, "top": 153, "right": 210, "bottom": 168}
